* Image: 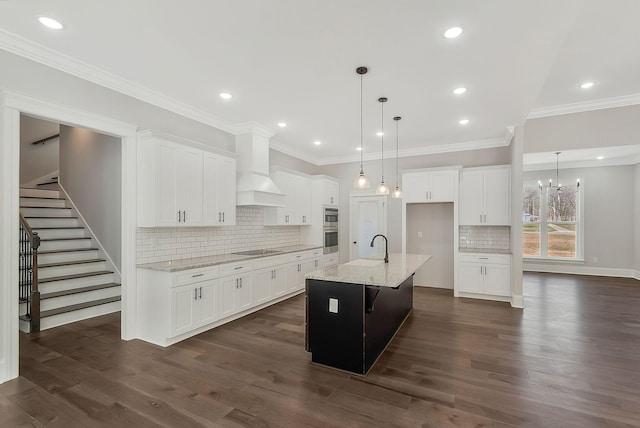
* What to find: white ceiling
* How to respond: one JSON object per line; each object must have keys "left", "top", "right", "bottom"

{"left": 1, "top": 0, "right": 639, "bottom": 165}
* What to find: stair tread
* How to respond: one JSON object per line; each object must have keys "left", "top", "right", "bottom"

{"left": 40, "top": 270, "right": 114, "bottom": 283}
{"left": 25, "top": 216, "right": 78, "bottom": 219}
{"left": 41, "top": 282, "right": 120, "bottom": 300}
{"left": 39, "top": 259, "right": 106, "bottom": 268}
{"left": 41, "top": 296, "right": 121, "bottom": 318}
{"left": 32, "top": 227, "right": 85, "bottom": 230}
{"left": 40, "top": 237, "right": 92, "bottom": 241}
{"left": 20, "top": 196, "right": 65, "bottom": 200}
{"left": 39, "top": 248, "right": 99, "bottom": 255}
{"left": 20, "top": 207, "right": 71, "bottom": 210}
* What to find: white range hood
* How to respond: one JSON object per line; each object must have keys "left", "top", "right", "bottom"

{"left": 235, "top": 124, "right": 285, "bottom": 207}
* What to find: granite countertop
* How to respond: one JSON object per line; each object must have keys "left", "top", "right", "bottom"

{"left": 305, "top": 253, "right": 431, "bottom": 288}
{"left": 138, "top": 244, "right": 323, "bottom": 272}
{"left": 458, "top": 248, "right": 512, "bottom": 254}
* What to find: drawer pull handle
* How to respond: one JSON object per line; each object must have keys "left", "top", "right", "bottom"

{"left": 479, "top": 257, "right": 489, "bottom": 260}
{"left": 192, "top": 273, "right": 204, "bottom": 277}
{"left": 234, "top": 266, "right": 243, "bottom": 270}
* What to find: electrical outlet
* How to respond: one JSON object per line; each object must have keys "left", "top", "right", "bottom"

{"left": 329, "top": 298, "right": 338, "bottom": 313}
{"left": 418, "top": 231, "right": 423, "bottom": 238}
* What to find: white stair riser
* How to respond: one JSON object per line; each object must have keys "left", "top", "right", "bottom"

{"left": 41, "top": 286, "right": 122, "bottom": 312}
{"left": 39, "top": 250, "right": 99, "bottom": 265}
{"left": 38, "top": 261, "right": 106, "bottom": 279}
{"left": 21, "top": 207, "right": 73, "bottom": 217}
{"left": 40, "top": 301, "right": 120, "bottom": 331}
{"left": 19, "top": 302, "right": 27, "bottom": 316}
{"left": 33, "top": 228, "right": 87, "bottom": 240}
{"left": 20, "top": 198, "right": 66, "bottom": 208}
{"left": 39, "top": 239, "right": 92, "bottom": 252}
{"left": 40, "top": 273, "right": 115, "bottom": 294}
{"left": 19, "top": 318, "right": 30, "bottom": 333}
{"left": 19, "top": 189, "right": 60, "bottom": 198}
{"left": 27, "top": 217, "right": 79, "bottom": 228}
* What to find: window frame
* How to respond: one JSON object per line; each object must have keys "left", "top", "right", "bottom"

{"left": 523, "top": 180, "right": 584, "bottom": 262}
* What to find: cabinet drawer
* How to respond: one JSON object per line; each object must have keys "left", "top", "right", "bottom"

{"left": 219, "top": 261, "right": 255, "bottom": 277}
{"left": 286, "top": 250, "right": 316, "bottom": 263}
{"left": 458, "top": 253, "right": 510, "bottom": 265}
{"left": 254, "top": 255, "right": 288, "bottom": 269}
{"left": 174, "top": 267, "right": 219, "bottom": 286}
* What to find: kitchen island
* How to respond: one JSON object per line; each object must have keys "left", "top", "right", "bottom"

{"left": 305, "top": 253, "right": 430, "bottom": 375}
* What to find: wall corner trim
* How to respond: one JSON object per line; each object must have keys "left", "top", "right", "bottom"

{"left": 510, "top": 295, "right": 524, "bottom": 309}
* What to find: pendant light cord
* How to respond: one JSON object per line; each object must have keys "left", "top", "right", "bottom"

{"left": 360, "top": 73, "right": 363, "bottom": 171}
{"left": 395, "top": 119, "right": 399, "bottom": 184}
{"left": 380, "top": 100, "right": 384, "bottom": 180}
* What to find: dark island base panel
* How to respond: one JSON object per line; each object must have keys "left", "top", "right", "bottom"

{"left": 306, "top": 275, "right": 413, "bottom": 375}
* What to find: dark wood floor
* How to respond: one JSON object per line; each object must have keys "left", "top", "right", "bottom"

{"left": 2, "top": 273, "right": 640, "bottom": 427}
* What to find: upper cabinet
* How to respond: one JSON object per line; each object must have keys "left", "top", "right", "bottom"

{"left": 459, "top": 165, "right": 510, "bottom": 226}
{"left": 322, "top": 179, "right": 339, "bottom": 207}
{"left": 402, "top": 169, "right": 457, "bottom": 203}
{"left": 137, "top": 130, "right": 237, "bottom": 227}
{"left": 264, "top": 169, "right": 312, "bottom": 225}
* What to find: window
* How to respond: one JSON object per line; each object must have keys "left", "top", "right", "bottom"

{"left": 523, "top": 183, "right": 581, "bottom": 259}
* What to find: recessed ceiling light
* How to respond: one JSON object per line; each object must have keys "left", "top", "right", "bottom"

{"left": 356, "top": 147, "right": 363, "bottom": 151}
{"left": 376, "top": 131, "right": 384, "bottom": 137}
{"left": 444, "top": 27, "right": 463, "bottom": 39}
{"left": 219, "top": 92, "right": 232, "bottom": 100}
{"left": 277, "top": 122, "right": 287, "bottom": 128}
{"left": 313, "top": 140, "right": 322, "bottom": 146}
{"left": 459, "top": 119, "right": 470, "bottom": 125}
{"left": 453, "top": 87, "right": 467, "bottom": 95}
{"left": 596, "top": 155, "right": 604, "bottom": 160}
{"left": 38, "top": 16, "right": 64, "bottom": 30}
{"left": 580, "top": 82, "right": 594, "bottom": 89}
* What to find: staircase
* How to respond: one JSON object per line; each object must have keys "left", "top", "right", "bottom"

{"left": 19, "top": 186, "right": 121, "bottom": 332}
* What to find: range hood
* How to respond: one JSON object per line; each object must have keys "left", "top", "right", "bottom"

{"left": 235, "top": 125, "right": 285, "bottom": 207}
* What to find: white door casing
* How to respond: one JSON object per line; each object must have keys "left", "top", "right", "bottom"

{"left": 349, "top": 194, "right": 387, "bottom": 261}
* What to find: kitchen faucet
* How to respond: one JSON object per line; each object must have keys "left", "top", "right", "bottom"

{"left": 370, "top": 234, "right": 389, "bottom": 263}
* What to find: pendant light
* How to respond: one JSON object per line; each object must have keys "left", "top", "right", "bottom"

{"left": 353, "top": 67, "right": 370, "bottom": 189}
{"left": 375, "top": 97, "right": 389, "bottom": 195}
{"left": 391, "top": 116, "right": 403, "bottom": 199}
{"left": 538, "top": 151, "right": 580, "bottom": 192}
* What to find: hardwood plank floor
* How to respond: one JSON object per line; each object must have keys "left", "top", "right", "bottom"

{"left": 2, "top": 272, "right": 640, "bottom": 427}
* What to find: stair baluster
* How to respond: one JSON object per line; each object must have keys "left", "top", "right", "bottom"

{"left": 19, "top": 213, "right": 41, "bottom": 333}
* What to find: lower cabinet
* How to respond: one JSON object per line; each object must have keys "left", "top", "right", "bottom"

{"left": 171, "top": 280, "right": 217, "bottom": 337}
{"left": 458, "top": 253, "right": 511, "bottom": 299}
{"left": 218, "top": 273, "right": 252, "bottom": 319}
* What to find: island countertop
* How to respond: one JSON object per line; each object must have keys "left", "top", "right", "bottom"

{"left": 305, "top": 253, "right": 431, "bottom": 288}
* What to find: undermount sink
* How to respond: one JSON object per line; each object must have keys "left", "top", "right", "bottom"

{"left": 345, "top": 259, "right": 385, "bottom": 267}
{"left": 232, "top": 249, "right": 282, "bottom": 256}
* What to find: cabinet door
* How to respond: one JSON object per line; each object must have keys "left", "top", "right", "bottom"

{"left": 177, "top": 147, "right": 203, "bottom": 225}
{"left": 484, "top": 263, "right": 511, "bottom": 296}
{"left": 217, "top": 156, "right": 236, "bottom": 225}
{"left": 170, "top": 284, "right": 196, "bottom": 336}
{"left": 252, "top": 268, "right": 272, "bottom": 305}
{"left": 402, "top": 172, "right": 428, "bottom": 203}
{"left": 236, "top": 275, "right": 252, "bottom": 312}
{"left": 196, "top": 281, "right": 218, "bottom": 326}
{"left": 218, "top": 276, "right": 238, "bottom": 319}
{"left": 296, "top": 175, "right": 312, "bottom": 225}
{"left": 459, "top": 170, "right": 484, "bottom": 225}
{"left": 286, "top": 263, "right": 301, "bottom": 292}
{"left": 429, "top": 170, "right": 456, "bottom": 202}
{"left": 202, "top": 152, "right": 220, "bottom": 225}
{"left": 458, "top": 263, "right": 484, "bottom": 294}
{"left": 325, "top": 180, "right": 339, "bottom": 206}
{"left": 156, "top": 142, "right": 179, "bottom": 226}
{"left": 272, "top": 266, "right": 288, "bottom": 297}
{"left": 483, "top": 168, "right": 510, "bottom": 225}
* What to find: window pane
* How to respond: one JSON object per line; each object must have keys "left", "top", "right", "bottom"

{"left": 522, "top": 187, "right": 540, "bottom": 222}
{"left": 547, "top": 186, "right": 577, "bottom": 222}
{"left": 547, "top": 223, "right": 576, "bottom": 258}
{"left": 523, "top": 222, "right": 540, "bottom": 256}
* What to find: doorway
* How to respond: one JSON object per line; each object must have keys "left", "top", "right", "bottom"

{"left": 349, "top": 195, "right": 387, "bottom": 261}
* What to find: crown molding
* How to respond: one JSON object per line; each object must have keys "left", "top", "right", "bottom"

{"left": 0, "top": 28, "right": 237, "bottom": 135}
{"left": 523, "top": 154, "right": 640, "bottom": 171}
{"left": 269, "top": 139, "right": 319, "bottom": 165}
{"left": 528, "top": 93, "right": 640, "bottom": 119}
{"left": 234, "top": 121, "right": 276, "bottom": 139}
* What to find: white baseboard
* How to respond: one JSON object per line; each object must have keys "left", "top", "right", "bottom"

{"left": 633, "top": 270, "right": 640, "bottom": 281}
{"left": 414, "top": 283, "right": 454, "bottom": 290}
{"left": 524, "top": 263, "right": 638, "bottom": 280}
{"left": 511, "top": 295, "right": 524, "bottom": 308}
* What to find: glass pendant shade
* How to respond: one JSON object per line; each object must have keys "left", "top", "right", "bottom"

{"left": 376, "top": 180, "right": 389, "bottom": 195}
{"left": 391, "top": 185, "right": 403, "bottom": 199}
{"left": 354, "top": 169, "right": 370, "bottom": 188}
{"left": 392, "top": 116, "right": 402, "bottom": 199}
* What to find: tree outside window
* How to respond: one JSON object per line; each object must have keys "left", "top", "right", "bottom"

{"left": 523, "top": 184, "right": 579, "bottom": 259}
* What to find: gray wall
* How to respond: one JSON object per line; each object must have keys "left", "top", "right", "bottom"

{"left": 524, "top": 105, "right": 640, "bottom": 153}
{"left": 19, "top": 115, "right": 59, "bottom": 185}
{"left": 524, "top": 165, "right": 636, "bottom": 270}
{"left": 270, "top": 149, "right": 320, "bottom": 175}
{"left": 636, "top": 164, "right": 640, "bottom": 272}
{"left": 318, "top": 146, "right": 511, "bottom": 263}
{"left": 59, "top": 125, "right": 122, "bottom": 270}
{"left": 406, "top": 203, "right": 454, "bottom": 289}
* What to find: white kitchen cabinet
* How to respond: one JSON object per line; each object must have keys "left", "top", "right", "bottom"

{"left": 137, "top": 130, "right": 237, "bottom": 227}
{"left": 320, "top": 252, "right": 339, "bottom": 268}
{"left": 270, "top": 265, "right": 288, "bottom": 297}
{"left": 252, "top": 268, "right": 272, "bottom": 305}
{"left": 402, "top": 169, "right": 457, "bottom": 203}
{"left": 171, "top": 280, "right": 217, "bottom": 337}
{"left": 265, "top": 169, "right": 312, "bottom": 225}
{"left": 218, "top": 273, "right": 252, "bottom": 319}
{"left": 203, "top": 152, "right": 236, "bottom": 226}
{"left": 458, "top": 253, "right": 511, "bottom": 298}
{"left": 322, "top": 179, "right": 340, "bottom": 207}
{"left": 459, "top": 166, "right": 510, "bottom": 225}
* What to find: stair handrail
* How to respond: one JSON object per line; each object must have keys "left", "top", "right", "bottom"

{"left": 19, "top": 213, "right": 41, "bottom": 333}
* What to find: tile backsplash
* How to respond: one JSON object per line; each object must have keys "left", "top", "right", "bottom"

{"left": 136, "top": 207, "right": 300, "bottom": 264}
{"left": 459, "top": 226, "right": 510, "bottom": 251}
